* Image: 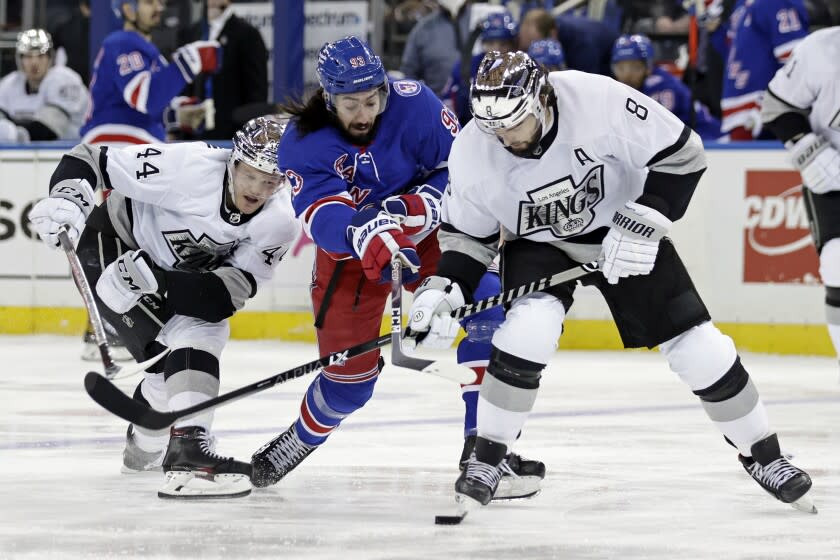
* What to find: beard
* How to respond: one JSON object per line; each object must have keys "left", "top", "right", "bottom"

{"left": 338, "top": 117, "right": 381, "bottom": 146}
{"left": 504, "top": 126, "right": 544, "bottom": 157}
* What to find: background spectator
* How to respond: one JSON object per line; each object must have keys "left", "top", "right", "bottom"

{"left": 50, "top": 0, "right": 91, "bottom": 85}
{"left": 400, "top": 0, "right": 473, "bottom": 95}
{"left": 183, "top": 0, "right": 268, "bottom": 140}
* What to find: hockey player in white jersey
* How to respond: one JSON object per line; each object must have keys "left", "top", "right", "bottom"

{"left": 27, "top": 116, "right": 297, "bottom": 499}
{"left": 761, "top": 27, "right": 840, "bottom": 370}
{"left": 0, "top": 29, "right": 88, "bottom": 142}
{"left": 406, "top": 51, "right": 816, "bottom": 515}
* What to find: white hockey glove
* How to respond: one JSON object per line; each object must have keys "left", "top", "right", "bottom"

{"left": 28, "top": 178, "right": 95, "bottom": 247}
{"left": 96, "top": 250, "right": 159, "bottom": 314}
{"left": 164, "top": 96, "right": 215, "bottom": 135}
{"left": 404, "top": 276, "right": 465, "bottom": 351}
{"left": 600, "top": 201, "right": 672, "bottom": 285}
{"left": 0, "top": 117, "right": 30, "bottom": 143}
{"left": 381, "top": 184, "right": 442, "bottom": 236}
{"left": 786, "top": 132, "right": 840, "bottom": 194}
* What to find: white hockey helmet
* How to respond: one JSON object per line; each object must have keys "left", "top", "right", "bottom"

{"left": 470, "top": 51, "right": 549, "bottom": 135}
{"left": 15, "top": 29, "right": 53, "bottom": 69}
{"left": 227, "top": 115, "right": 288, "bottom": 198}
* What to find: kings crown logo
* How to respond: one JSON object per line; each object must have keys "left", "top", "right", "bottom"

{"left": 517, "top": 165, "right": 605, "bottom": 238}
{"left": 162, "top": 230, "right": 238, "bottom": 272}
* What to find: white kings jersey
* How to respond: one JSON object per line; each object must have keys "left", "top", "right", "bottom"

{"left": 101, "top": 142, "right": 297, "bottom": 285}
{"left": 60, "top": 142, "right": 298, "bottom": 295}
{"left": 0, "top": 66, "right": 88, "bottom": 139}
{"left": 441, "top": 70, "right": 705, "bottom": 265}
{"left": 765, "top": 27, "right": 840, "bottom": 149}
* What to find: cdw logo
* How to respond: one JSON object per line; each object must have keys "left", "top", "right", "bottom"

{"left": 743, "top": 170, "right": 818, "bottom": 284}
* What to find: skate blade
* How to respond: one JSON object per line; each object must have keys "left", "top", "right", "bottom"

{"left": 434, "top": 493, "right": 481, "bottom": 525}
{"left": 120, "top": 464, "right": 162, "bottom": 475}
{"left": 493, "top": 475, "right": 542, "bottom": 501}
{"left": 790, "top": 493, "right": 818, "bottom": 514}
{"left": 157, "top": 471, "right": 252, "bottom": 499}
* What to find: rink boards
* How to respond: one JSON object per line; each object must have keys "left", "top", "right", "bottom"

{"left": 0, "top": 142, "right": 831, "bottom": 355}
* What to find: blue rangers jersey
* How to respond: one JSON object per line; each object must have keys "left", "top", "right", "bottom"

{"left": 720, "top": 0, "right": 808, "bottom": 137}
{"left": 81, "top": 31, "right": 191, "bottom": 145}
{"left": 644, "top": 66, "right": 723, "bottom": 141}
{"left": 279, "top": 79, "right": 459, "bottom": 257}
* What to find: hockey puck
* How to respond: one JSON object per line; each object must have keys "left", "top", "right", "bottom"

{"left": 434, "top": 513, "right": 466, "bottom": 525}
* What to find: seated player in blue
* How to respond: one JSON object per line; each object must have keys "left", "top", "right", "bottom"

{"left": 611, "top": 34, "right": 723, "bottom": 141}
{"left": 527, "top": 38, "right": 567, "bottom": 72}
{"left": 440, "top": 10, "right": 518, "bottom": 126}
{"left": 250, "top": 36, "right": 545, "bottom": 499}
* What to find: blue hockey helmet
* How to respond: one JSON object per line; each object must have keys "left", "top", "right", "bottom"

{"left": 111, "top": 0, "right": 137, "bottom": 19}
{"left": 527, "top": 39, "right": 565, "bottom": 70}
{"left": 611, "top": 34, "right": 654, "bottom": 67}
{"left": 480, "top": 11, "right": 519, "bottom": 42}
{"left": 316, "top": 36, "right": 389, "bottom": 113}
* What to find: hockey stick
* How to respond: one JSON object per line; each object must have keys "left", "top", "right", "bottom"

{"left": 389, "top": 260, "right": 476, "bottom": 384}
{"left": 84, "top": 333, "right": 392, "bottom": 430}
{"left": 393, "top": 259, "right": 600, "bottom": 386}
{"left": 86, "top": 260, "right": 598, "bottom": 430}
{"left": 58, "top": 227, "right": 169, "bottom": 379}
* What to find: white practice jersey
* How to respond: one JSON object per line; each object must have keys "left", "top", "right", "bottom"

{"left": 0, "top": 66, "right": 88, "bottom": 139}
{"left": 441, "top": 71, "right": 706, "bottom": 265}
{"left": 765, "top": 27, "right": 840, "bottom": 149}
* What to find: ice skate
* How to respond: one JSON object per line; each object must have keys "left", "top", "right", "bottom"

{"left": 120, "top": 425, "right": 164, "bottom": 474}
{"left": 460, "top": 435, "right": 544, "bottom": 500}
{"left": 81, "top": 326, "right": 132, "bottom": 362}
{"left": 157, "top": 426, "right": 252, "bottom": 499}
{"left": 251, "top": 424, "right": 316, "bottom": 488}
{"left": 739, "top": 433, "right": 817, "bottom": 514}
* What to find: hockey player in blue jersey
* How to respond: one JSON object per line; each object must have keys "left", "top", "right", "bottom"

{"left": 251, "top": 37, "right": 545, "bottom": 498}
{"left": 527, "top": 39, "right": 566, "bottom": 72}
{"left": 611, "top": 34, "right": 723, "bottom": 141}
{"left": 720, "top": 0, "right": 808, "bottom": 140}
{"left": 440, "top": 10, "right": 519, "bottom": 126}
{"left": 81, "top": 0, "right": 221, "bottom": 145}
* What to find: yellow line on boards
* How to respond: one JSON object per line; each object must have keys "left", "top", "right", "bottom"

{"left": 0, "top": 308, "right": 833, "bottom": 356}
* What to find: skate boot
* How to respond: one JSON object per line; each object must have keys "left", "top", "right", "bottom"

{"left": 251, "top": 424, "right": 316, "bottom": 488}
{"left": 157, "top": 426, "right": 252, "bottom": 499}
{"left": 455, "top": 438, "right": 507, "bottom": 508}
{"left": 460, "top": 435, "right": 544, "bottom": 500}
{"left": 81, "top": 325, "right": 132, "bottom": 362}
{"left": 739, "top": 433, "right": 817, "bottom": 514}
{"left": 121, "top": 425, "right": 165, "bottom": 474}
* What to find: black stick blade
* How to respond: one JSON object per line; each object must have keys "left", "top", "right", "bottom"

{"left": 84, "top": 372, "right": 174, "bottom": 430}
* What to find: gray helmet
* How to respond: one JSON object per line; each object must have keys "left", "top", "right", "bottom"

{"left": 229, "top": 115, "right": 287, "bottom": 177}
{"left": 16, "top": 29, "right": 53, "bottom": 69}
{"left": 470, "top": 51, "right": 548, "bottom": 134}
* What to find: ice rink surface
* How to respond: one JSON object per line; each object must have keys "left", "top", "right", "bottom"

{"left": 1, "top": 335, "right": 839, "bottom": 560}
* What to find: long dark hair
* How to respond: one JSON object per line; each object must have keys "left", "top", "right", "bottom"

{"left": 278, "top": 88, "right": 334, "bottom": 138}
